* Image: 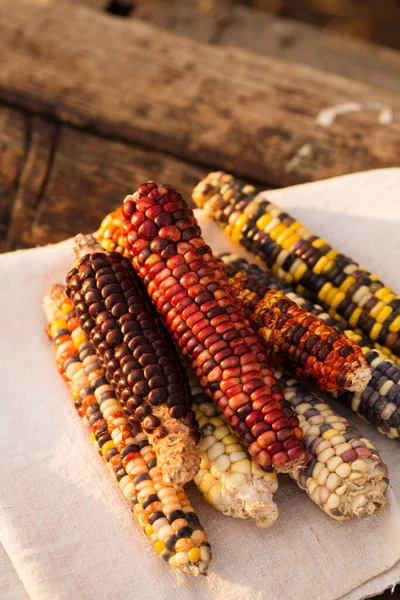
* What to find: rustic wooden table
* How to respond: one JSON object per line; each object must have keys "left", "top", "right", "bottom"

{"left": 0, "top": 1, "right": 399, "bottom": 597}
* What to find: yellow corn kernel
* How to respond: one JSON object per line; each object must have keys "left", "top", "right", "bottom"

{"left": 325, "top": 286, "right": 341, "bottom": 306}
{"left": 322, "top": 428, "right": 339, "bottom": 441}
{"left": 330, "top": 291, "right": 346, "bottom": 310}
{"left": 381, "top": 292, "right": 396, "bottom": 304}
{"left": 256, "top": 214, "right": 272, "bottom": 230}
{"left": 369, "top": 301, "right": 386, "bottom": 319}
{"left": 270, "top": 223, "right": 287, "bottom": 241}
{"left": 376, "top": 306, "right": 393, "bottom": 324}
{"left": 281, "top": 232, "right": 300, "bottom": 251}
{"left": 369, "top": 322, "right": 383, "bottom": 341}
{"left": 188, "top": 547, "right": 201, "bottom": 563}
{"left": 61, "top": 302, "right": 73, "bottom": 314}
{"left": 293, "top": 263, "right": 308, "bottom": 281}
{"left": 276, "top": 227, "right": 296, "bottom": 246}
{"left": 154, "top": 540, "right": 166, "bottom": 555}
{"left": 312, "top": 238, "right": 327, "bottom": 249}
{"left": 73, "top": 333, "right": 87, "bottom": 350}
{"left": 349, "top": 307, "right": 363, "bottom": 328}
{"left": 325, "top": 249, "right": 338, "bottom": 261}
{"left": 374, "top": 286, "right": 392, "bottom": 300}
{"left": 338, "top": 276, "right": 356, "bottom": 294}
{"left": 101, "top": 440, "right": 115, "bottom": 456}
{"left": 231, "top": 459, "right": 251, "bottom": 474}
{"left": 199, "top": 473, "right": 215, "bottom": 494}
{"left": 145, "top": 524, "right": 153, "bottom": 537}
{"left": 312, "top": 256, "right": 329, "bottom": 275}
{"left": 49, "top": 319, "right": 68, "bottom": 337}
{"left": 389, "top": 315, "right": 400, "bottom": 333}
{"left": 231, "top": 213, "right": 248, "bottom": 243}
{"left": 318, "top": 282, "right": 333, "bottom": 302}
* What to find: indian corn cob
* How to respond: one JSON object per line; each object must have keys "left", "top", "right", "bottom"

{"left": 121, "top": 182, "right": 304, "bottom": 472}
{"left": 192, "top": 172, "right": 400, "bottom": 359}
{"left": 228, "top": 272, "right": 370, "bottom": 393}
{"left": 65, "top": 234, "right": 200, "bottom": 487}
{"left": 221, "top": 255, "right": 400, "bottom": 440}
{"left": 96, "top": 215, "right": 399, "bottom": 440}
{"left": 277, "top": 372, "right": 389, "bottom": 519}
{"left": 97, "top": 211, "right": 371, "bottom": 394}
{"left": 44, "top": 285, "right": 211, "bottom": 574}
{"left": 189, "top": 372, "right": 279, "bottom": 526}
{"left": 96, "top": 209, "right": 390, "bottom": 517}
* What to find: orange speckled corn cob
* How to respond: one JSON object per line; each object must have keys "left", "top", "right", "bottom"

{"left": 66, "top": 235, "right": 200, "bottom": 487}
{"left": 44, "top": 286, "right": 211, "bottom": 574}
{"left": 121, "top": 183, "right": 304, "bottom": 472}
{"left": 221, "top": 255, "right": 400, "bottom": 440}
{"left": 228, "top": 272, "right": 370, "bottom": 393}
{"left": 192, "top": 172, "right": 400, "bottom": 360}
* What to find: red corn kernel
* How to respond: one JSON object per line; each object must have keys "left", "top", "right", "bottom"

{"left": 256, "top": 450, "right": 272, "bottom": 467}
{"left": 245, "top": 411, "right": 264, "bottom": 427}
{"left": 272, "top": 451, "right": 290, "bottom": 466}
{"left": 264, "top": 409, "right": 283, "bottom": 424}
{"left": 272, "top": 417, "right": 292, "bottom": 432}
{"left": 257, "top": 430, "right": 276, "bottom": 448}
{"left": 229, "top": 392, "right": 249, "bottom": 410}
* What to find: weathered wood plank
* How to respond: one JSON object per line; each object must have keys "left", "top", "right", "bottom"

{"left": 1, "top": 0, "right": 400, "bottom": 189}
{"left": 6, "top": 115, "right": 59, "bottom": 250}
{"left": 0, "top": 106, "right": 27, "bottom": 252}
{"left": 132, "top": 0, "right": 400, "bottom": 95}
{"left": 219, "top": 6, "right": 400, "bottom": 95}
{"left": 34, "top": 125, "right": 206, "bottom": 242}
{"left": 134, "top": 0, "right": 220, "bottom": 43}
{"left": 0, "top": 103, "right": 206, "bottom": 250}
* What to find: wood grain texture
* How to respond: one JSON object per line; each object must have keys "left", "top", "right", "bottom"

{"left": 1, "top": 0, "right": 400, "bottom": 189}
{"left": 131, "top": 1, "right": 400, "bottom": 95}
{"left": 219, "top": 6, "right": 400, "bottom": 95}
{"left": 0, "top": 106, "right": 27, "bottom": 252}
{"left": 134, "top": 0, "right": 220, "bottom": 43}
{"left": 0, "top": 103, "right": 205, "bottom": 250}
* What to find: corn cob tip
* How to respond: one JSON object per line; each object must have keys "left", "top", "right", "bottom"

{"left": 346, "top": 364, "right": 371, "bottom": 393}
{"left": 192, "top": 385, "right": 279, "bottom": 527}
{"left": 43, "top": 284, "right": 66, "bottom": 324}
{"left": 152, "top": 406, "right": 201, "bottom": 486}
{"left": 282, "top": 376, "right": 389, "bottom": 519}
{"left": 73, "top": 233, "right": 101, "bottom": 261}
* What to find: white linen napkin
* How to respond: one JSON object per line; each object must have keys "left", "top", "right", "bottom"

{"left": 1, "top": 169, "right": 400, "bottom": 600}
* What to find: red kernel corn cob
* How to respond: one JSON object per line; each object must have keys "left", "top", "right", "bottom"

{"left": 121, "top": 183, "right": 304, "bottom": 472}
{"left": 44, "top": 285, "right": 211, "bottom": 574}
{"left": 66, "top": 235, "right": 200, "bottom": 486}
{"left": 277, "top": 373, "right": 389, "bottom": 519}
{"left": 193, "top": 172, "right": 400, "bottom": 359}
{"left": 228, "top": 272, "right": 370, "bottom": 393}
{"left": 96, "top": 210, "right": 370, "bottom": 394}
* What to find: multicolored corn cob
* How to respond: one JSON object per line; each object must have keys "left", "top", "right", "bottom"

{"left": 121, "top": 183, "right": 304, "bottom": 472}
{"left": 221, "top": 255, "right": 400, "bottom": 440}
{"left": 276, "top": 372, "right": 389, "bottom": 519}
{"left": 44, "top": 285, "right": 211, "bottom": 574}
{"left": 228, "top": 272, "right": 370, "bottom": 393}
{"left": 188, "top": 373, "right": 278, "bottom": 526}
{"left": 65, "top": 235, "right": 200, "bottom": 487}
{"left": 96, "top": 215, "right": 400, "bottom": 440}
{"left": 192, "top": 172, "right": 400, "bottom": 359}
{"left": 97, "top": 211, "right": 371, "bottom": 394}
